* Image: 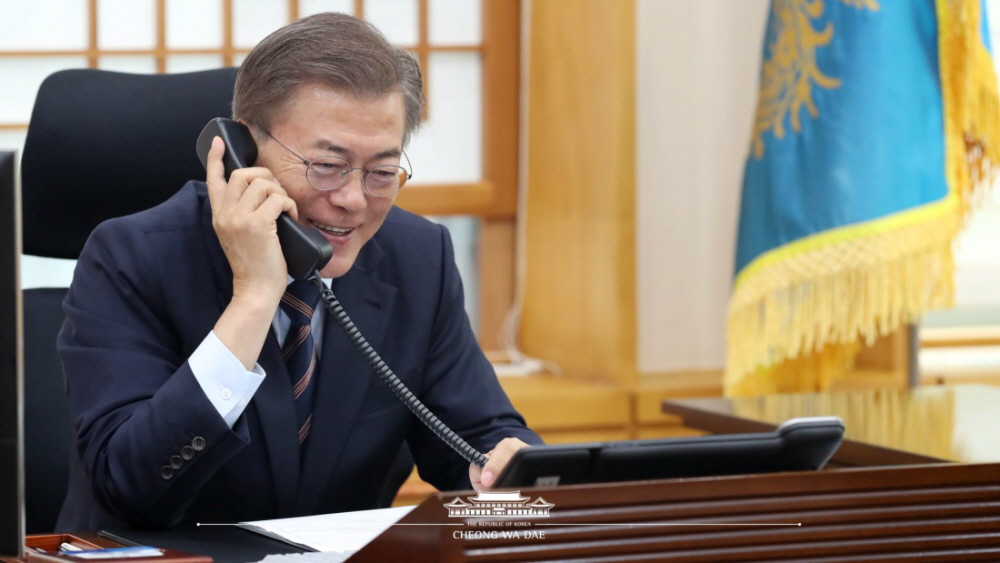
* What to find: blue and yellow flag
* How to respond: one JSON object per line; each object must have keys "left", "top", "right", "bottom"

{"left": 727, "top": 0, "right": 999, "bottom": 395}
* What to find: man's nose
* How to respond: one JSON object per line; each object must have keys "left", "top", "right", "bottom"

{"left": 327, "top": 171, "right": 367, "bottom": 212}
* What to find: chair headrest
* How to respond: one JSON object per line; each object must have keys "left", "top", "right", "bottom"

{"left": 21, "top": 68, "right": 238, "bottom": 259}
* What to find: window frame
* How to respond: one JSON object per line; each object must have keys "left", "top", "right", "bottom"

{"left": 0, "top": 0, "right": 520, "bottom": 349}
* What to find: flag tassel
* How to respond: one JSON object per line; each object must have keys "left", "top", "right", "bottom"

{"left": 725, "top": 0, "right": 998, "bottom": 396}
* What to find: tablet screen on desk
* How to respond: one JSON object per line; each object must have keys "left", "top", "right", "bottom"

{"left": 493, "top": 416, "right": 845, "bottom": 488}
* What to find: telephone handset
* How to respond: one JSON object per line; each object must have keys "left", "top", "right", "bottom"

{"left": 195, "top": 118, "right": 333, "bottom": 280}
{"left": 195, "top": 118, "right": 489, "bottom": 469}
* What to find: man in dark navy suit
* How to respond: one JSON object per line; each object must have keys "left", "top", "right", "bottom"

{"left": 56, "top": 12, "right": 540, "bottom": 531}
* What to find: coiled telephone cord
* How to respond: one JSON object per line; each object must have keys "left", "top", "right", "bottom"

{"left": 313, "top": 273, "right": 488, "bottom": 468}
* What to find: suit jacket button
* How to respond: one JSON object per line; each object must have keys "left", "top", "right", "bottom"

{"left": 160, "top": 466, "right": 174, "bottom": 480}
{"left": 169, "top": 455, "right": 184, "bottom": 469}
{"left": 192, "top": 436, "right": 206, "bottom": 451}
{"left": 181, "top": 446, "right": 195, "bottom": 460}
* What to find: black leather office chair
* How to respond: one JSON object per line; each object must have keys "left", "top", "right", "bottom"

{"left": 20, "top": 68, "right": 238, "bottom": 533}
{"left": 19, "top": 67, "right": 413, "bottom": 532}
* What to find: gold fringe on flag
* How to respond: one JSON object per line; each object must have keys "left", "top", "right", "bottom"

{"left": 725, "top": 0, "right": 1000, "bottom": 396}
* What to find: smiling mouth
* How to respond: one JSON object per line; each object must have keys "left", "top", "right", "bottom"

{"left": 311, "top": 221, "right": 355, "bottom": 236}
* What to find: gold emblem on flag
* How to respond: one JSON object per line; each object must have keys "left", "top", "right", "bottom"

{"left": 751, "top": 0, "right": 879, "bottom": 159}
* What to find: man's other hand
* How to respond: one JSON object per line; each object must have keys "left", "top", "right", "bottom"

{"left": 470, "top": 438, "right": 530, "bottom": 491}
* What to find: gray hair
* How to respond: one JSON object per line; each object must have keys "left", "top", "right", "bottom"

{"left": 232, "top": 12, "right": 423, "bottom": 146}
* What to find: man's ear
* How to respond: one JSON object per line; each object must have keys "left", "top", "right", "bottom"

{"left": 237, "top": 118, "right": 262, "bottom": 140}
{"left": 236, "top": 119, "right": 265, "bottom": 166}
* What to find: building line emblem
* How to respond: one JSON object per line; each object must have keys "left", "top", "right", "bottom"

{"left": 443, "top": 490, "right": 554, "bottom": 518}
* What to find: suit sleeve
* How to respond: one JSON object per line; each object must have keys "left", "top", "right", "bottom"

{"left": 405, "top": 224, "right": 543, "bottom": 491}
{"left": 58, "top": 219, "right": 252, "bottom": 528}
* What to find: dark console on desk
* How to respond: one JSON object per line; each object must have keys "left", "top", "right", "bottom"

{"left": 494, "top": 416, "right": 845, "bottom": 488}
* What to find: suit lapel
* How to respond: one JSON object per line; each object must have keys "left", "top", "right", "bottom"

{"left": 294, "top": 242, "right": 396, "bottom": 515}
{"left": 198, "top": 187, "right": 301, "bottom": 516}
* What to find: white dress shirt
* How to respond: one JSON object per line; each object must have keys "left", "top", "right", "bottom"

{"left": 189, "top": 277, "right": 330, "bottom": 428}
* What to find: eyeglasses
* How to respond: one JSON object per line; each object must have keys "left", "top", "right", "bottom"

{"left": 261, "top": 129, "right": 412, "bottom": 198}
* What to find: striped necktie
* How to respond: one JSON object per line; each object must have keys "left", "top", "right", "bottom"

{"left": 279, "top": 280, "right": 322, "bottom": 448}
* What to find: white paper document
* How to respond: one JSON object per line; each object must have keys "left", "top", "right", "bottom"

{"left": 242, "top": 505, "right": 416, "bottom": 554}
{"left": 257, "top": 552, "right": 352, "bottom": 563}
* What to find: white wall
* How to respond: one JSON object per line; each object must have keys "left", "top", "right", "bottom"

{"left": 636, "top": 0, "right": 770, "bottom": 372}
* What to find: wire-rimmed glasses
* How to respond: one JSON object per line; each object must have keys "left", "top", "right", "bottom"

{"left": 262, "top": 129, "right": 412, "bottom": 198}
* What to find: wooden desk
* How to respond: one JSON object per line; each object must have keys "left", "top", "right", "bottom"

{"left": 15, "top": 461, "right": 1000, "bottom": 563}
{"left": 353, "top": 462, "right": 1000, "bottom": 562}
{"left": 348, "top": 385, "right": 1000, "bottom": 561}
{"left": 0, "top": 534, "right": 116, "bottom": 563}
{"left": 14, "top": 385, "right": 1000, "bottom": 562}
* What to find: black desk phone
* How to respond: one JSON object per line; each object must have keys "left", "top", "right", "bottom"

{"left": 195, "top": 118, "right": 332, "bottom": 281}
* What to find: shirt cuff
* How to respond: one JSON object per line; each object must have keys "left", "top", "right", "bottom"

{"left": 189, "top": 330, "right": 266, "bottom": 428}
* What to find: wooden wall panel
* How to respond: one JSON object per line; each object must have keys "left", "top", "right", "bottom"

{"left": 520, "top": 0, "right": 636, "bottom": 385}
{"left": 480, "top": 0, "right": 520, "bottom": 217}
{"left": 499, "top": 375, "right": 630, "bottom": 432}
{"left": 477, "top": 218, "right": 515, "bottom": 350}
